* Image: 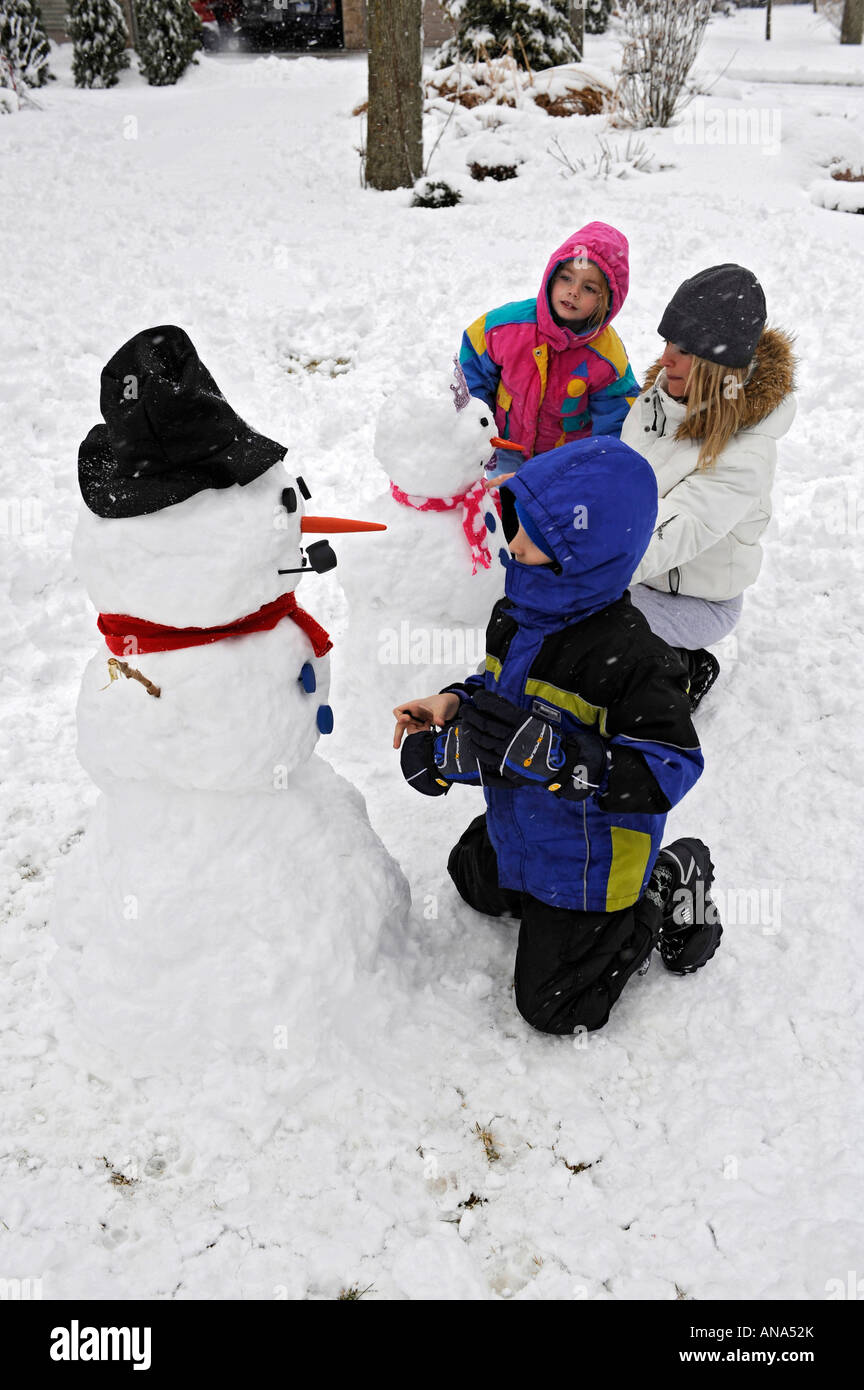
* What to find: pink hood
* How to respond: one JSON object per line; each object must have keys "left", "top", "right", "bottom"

{"left": 537, "top": 222, "right": 630, "bottom": 351}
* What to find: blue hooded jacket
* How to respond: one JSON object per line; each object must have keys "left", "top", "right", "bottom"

{"left": 450, "top": 437, "right": 704, "bottom": 913}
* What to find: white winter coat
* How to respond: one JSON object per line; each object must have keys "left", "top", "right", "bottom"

{"left": 621, "top": 329, "right": 796, "bottom": 601}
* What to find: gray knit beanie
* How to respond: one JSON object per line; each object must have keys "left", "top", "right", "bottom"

{"left": 657, "top": 264, "right": 767, "bottom": 368}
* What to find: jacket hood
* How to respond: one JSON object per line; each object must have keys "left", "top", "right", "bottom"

{"left": 642, "top": 326, "right": 796, "bottom": 440}
{"left": 503, "top": 437, "right": 657, "bottom": 623}
{"left": 537, "top": 222, "right": 630, "bottom": 351}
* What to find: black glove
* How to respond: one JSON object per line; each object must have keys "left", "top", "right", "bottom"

{"left": 432, "top": 714, "right": 484, "bottom": 784}
{"left": 461, "top": 690, "right": 608, "bottom": 800}
{"left": 400, "top": 730, "right": 450, "bottom": 797}
{"left": 399, "top": 708, "right": 484, "bottom": 796}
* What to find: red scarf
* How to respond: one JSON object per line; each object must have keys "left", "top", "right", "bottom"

{"left": 97, "top": 591, "right": 332, "bottom": 658}
{"left": 389, "top": 479, "right": 501, "bottom": 576}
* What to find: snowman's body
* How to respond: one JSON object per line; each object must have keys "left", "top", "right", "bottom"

{"left": 52, "top": 466, "right": 409, "bottom": 1082}
{"left": 336, "top": 388, "right": 508, "bottom": 723}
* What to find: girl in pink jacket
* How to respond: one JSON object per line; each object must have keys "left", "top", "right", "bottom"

{"left": 459, "top": 222, "right": 640, "bottom": 469}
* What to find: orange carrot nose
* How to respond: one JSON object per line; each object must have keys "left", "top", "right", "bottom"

{"left": 300, "top": 515, "right": 387, "bottom": 533}
{"left": 490, "top": 436, "right": 528, "bottom": 454}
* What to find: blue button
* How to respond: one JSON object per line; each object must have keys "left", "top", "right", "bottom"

{"left": 299, "top": 662, "right": 317, "bottom": 693}
{"left": 484, "top": 511, "right": 497, "bottom": 533}
{"left": 498, "top": 547, "right": 510, "bottom": 567}
{"left": 317, "top": 704, "right": 334, "bottom": 734}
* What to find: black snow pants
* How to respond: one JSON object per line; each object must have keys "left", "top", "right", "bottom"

{"left": 447, "top": 814, "right": 661, "bottom": 1035}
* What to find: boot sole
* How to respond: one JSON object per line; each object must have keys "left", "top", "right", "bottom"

{"left": 657, "top": 839, "right": 721, "bottom": 973}
{"left": 658, "top": 838, "right": 715, "bottom": 894}
{"left": 688, "top": 653, "right": 720, "bottom": 712}
{"left": 661, "top": 919, "right": 723, "bottom": 974}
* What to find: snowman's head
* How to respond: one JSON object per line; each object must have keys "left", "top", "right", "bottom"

{"left": 75, "top": 462, "right": 305, "bottom": 628}
{"left": 75, "top": 461, "right": 385, "bottom": 629}
{"left": 76, "top": 326, "right": 384, "bottom": 627}
{"left": 375, "top": 383, "right": 496, "bottom": 499}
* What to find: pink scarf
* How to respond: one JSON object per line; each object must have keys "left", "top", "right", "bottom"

{"left": 389, "top": 479, "right": 500, "bottom": 575}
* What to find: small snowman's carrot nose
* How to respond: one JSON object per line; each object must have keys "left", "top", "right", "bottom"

{"left": 490, "top": 436, "right": 528, "bottom": 454}
{"left": 300, "top": 516, "right": 387, "bottom": 533}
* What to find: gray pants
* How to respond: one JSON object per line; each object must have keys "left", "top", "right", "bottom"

{"left": 629, "top": 584, "right": 743, "bottom": 650}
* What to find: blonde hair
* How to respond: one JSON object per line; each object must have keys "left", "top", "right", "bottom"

{"left": 586, "top": 270, "right": 611, "bottom": 330}
{"left": 677, "top": 355, "right": 750, "bottom": 470}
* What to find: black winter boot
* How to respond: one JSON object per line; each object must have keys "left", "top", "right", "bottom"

{"left": 646, "top": 838, "right": 723, "bottom": 974}
{"left": 677, "top": 648, "right": 720, "bottom": 712}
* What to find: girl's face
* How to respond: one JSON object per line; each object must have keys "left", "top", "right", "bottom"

{"left": 661, "top": 342, "right": 694, "bottom": 399}
{"left": 550, "top": 260, "right": 606, "bottom": 325}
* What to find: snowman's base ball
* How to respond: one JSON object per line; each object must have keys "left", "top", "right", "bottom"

{"left": 50, "top": 756, "right": 410, "bottom": 1081}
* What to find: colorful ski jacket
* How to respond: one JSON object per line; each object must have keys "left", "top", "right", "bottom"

{"left": 444, "top": 439, "right": 704, "bottom": 913}
{"left": 459, "top": 223, "right": 640, "bottom": 461}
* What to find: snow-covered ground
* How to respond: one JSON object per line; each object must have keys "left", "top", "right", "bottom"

{"left": 2, "top": 5, "right": 863, "bottom": 1300}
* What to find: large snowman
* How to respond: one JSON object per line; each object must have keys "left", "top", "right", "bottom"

{"left": 51, "top": 326, "right": 409, "bottom": 1086}
{"left": 335, "top": 362, "right": 511, "bottom": 728}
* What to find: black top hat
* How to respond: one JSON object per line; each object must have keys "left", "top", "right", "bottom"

{"left": 78, "top": 325, "right": 287, "bottom": 518}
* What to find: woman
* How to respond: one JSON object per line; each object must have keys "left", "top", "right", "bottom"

{"left": 621, "top": 263, "right": 796, "bottom": 709}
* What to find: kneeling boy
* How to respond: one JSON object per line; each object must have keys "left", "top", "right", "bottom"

{"left": 394, "top": 437, "right": 722, "bottom": 1034}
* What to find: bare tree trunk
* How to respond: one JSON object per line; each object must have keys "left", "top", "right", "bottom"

{"left": 366, "top": 0, "right": 423, "bottom": 191}
{"left": 570, "top": 1, "right": 584, "bottom": 61}
{"left": 841, "top": 0, "right": 864, "bottom": 44}
{"left": 125, "top": 0, "right": 139, "bottom": 47}
{"left": 766, "top": 0, "right": 772, "bottom": 41}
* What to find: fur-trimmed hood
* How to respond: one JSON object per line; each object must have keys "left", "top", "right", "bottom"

{"left": 641, "top": 327, "right": 796, "bottom": 439}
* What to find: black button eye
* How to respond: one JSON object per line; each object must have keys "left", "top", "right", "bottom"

{"left": 297, "top": 476, "right": 311, "bottom": 500}
{"left": 281, "top": 487, "right": 297, "bottom": 514}
{"left": 479, "top": 416, "right": 490, "bottom": 428}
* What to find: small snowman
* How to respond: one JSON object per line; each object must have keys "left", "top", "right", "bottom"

{"left": 51, "top": 326, "right": 409, "bottom": 1086}
{"left": 336, "top": 362, "right": 509, "bottom": 722}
